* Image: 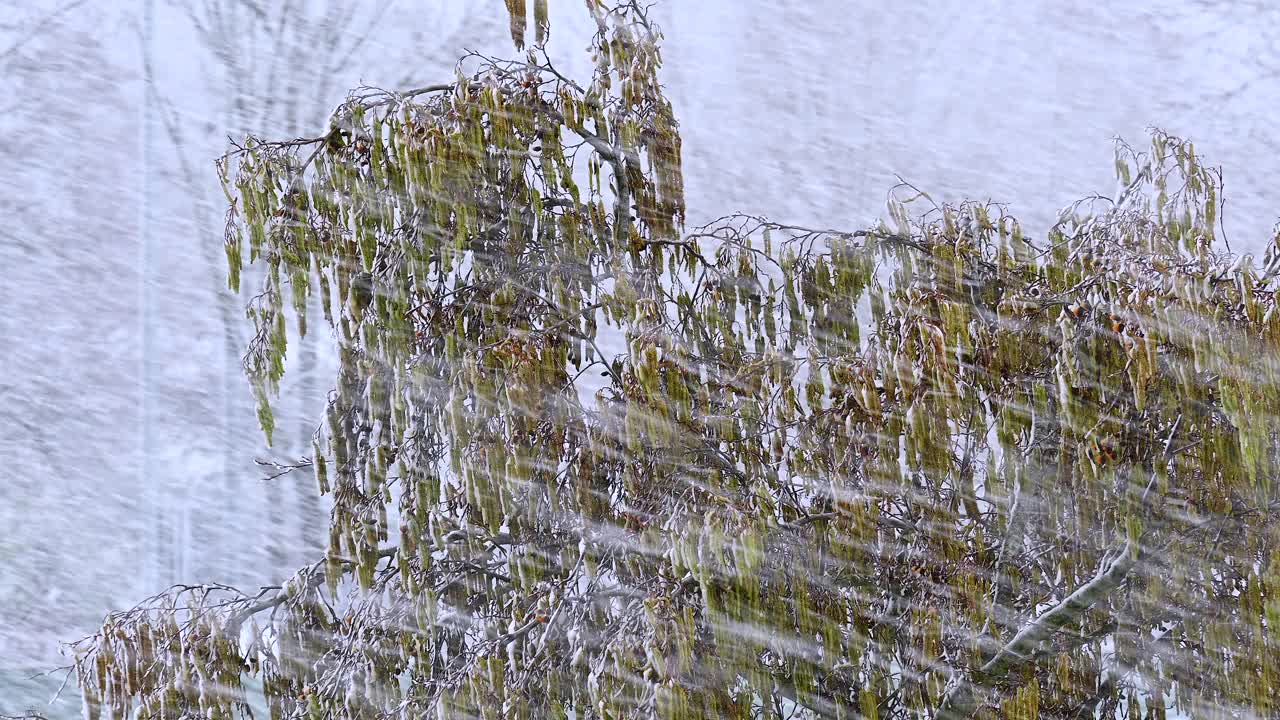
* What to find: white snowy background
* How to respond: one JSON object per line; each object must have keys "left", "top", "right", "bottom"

{"left": 2, "top": 0, "right": 1277, "bottom": 714}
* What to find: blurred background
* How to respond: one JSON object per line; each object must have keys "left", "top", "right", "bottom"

{"left": 2, "top": 1, "right": 1277, "bottom": 714}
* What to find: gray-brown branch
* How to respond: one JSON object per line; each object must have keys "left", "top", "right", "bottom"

{"left": 934, "top": 539, "right": 1138, "bottom": 720}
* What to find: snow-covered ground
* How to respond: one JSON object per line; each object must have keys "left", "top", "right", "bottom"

{"left": 2, "top": 1, "right": 1278, "bottom": 714}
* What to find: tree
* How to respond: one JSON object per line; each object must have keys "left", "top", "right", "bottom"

{"left": 67, "top": 2, "right": 1280, "bottom": 718}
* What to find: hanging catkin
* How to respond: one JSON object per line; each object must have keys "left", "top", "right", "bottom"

{"left": 535, "top": 0, "right": 549, "bottom": 45}
{"left": 506, "top": 0, "right": 527, "bottom": 49}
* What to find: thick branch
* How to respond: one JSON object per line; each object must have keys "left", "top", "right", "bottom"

{"left": 528, "top": 98, "right": 629, "bottom": 246}
{"left": 935, "top": 539, "right": 1138, "bottom": 720}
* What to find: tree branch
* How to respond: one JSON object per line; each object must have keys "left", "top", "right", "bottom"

{"left": 935, "top": 539, "right": 1138, "bottom": 720}
{"left": 225, "top": 546, "right": 397, "bottom": 632}
{"left": 0, "top": 0, "right": 89, "bottom": 63}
